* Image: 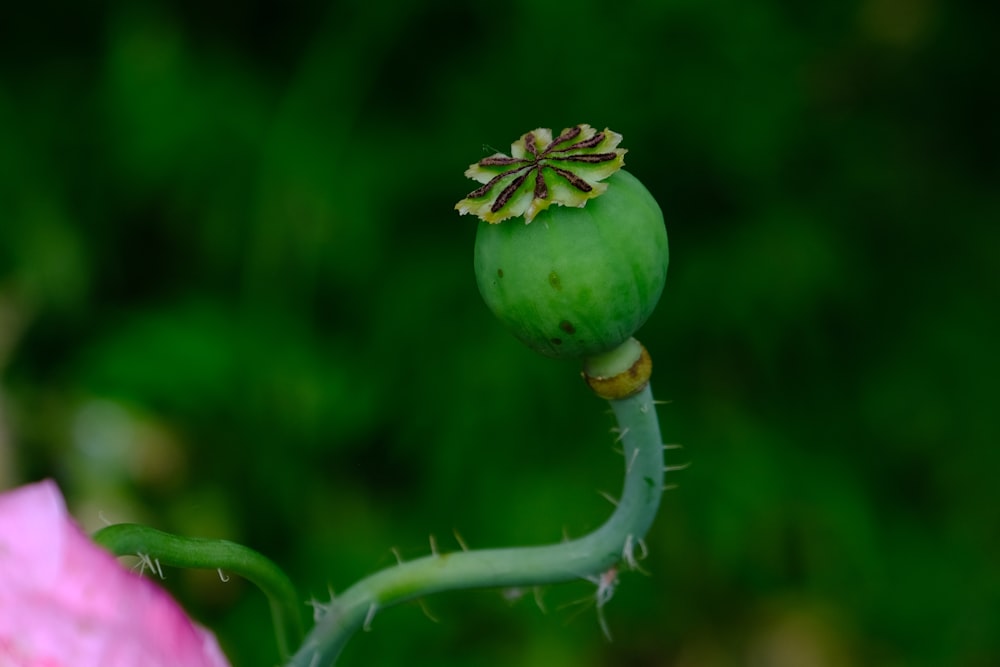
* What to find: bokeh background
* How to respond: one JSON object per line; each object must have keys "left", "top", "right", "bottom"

{"left": 1, "top": 0, "right": 997, "bottom": 665}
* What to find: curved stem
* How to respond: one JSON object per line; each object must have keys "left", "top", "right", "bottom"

{"left": 92, "top": 523, "right": 304, "bottom": 659}
{"left": 286, "top": 381, "right": 665, "bottom": 667}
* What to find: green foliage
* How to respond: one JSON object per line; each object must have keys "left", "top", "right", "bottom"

{"left": 1, "top": 0, "right": 997, "bottom": 666}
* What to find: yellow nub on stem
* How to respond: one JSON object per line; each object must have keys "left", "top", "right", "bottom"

{"left": 582, "top": 339, "right": 652, "bottom": 400}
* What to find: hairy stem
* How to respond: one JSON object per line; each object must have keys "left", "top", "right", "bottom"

{"left": 92, "top": 523, "right": 304, "bottom": 659}
{"left": 287, "top": 370, "right": 665, "bottom": 666}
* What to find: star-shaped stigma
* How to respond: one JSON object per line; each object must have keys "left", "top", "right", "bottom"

{"left": 456, "top": 124, "right": 627, "bottom": 224}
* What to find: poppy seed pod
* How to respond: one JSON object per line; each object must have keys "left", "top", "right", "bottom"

{"left": 457, "top": 125, "right": 668, "bottom": 359}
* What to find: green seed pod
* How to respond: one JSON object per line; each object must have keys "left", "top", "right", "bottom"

{"left": 456, "top": 125, "right": 668, "bottom": 359}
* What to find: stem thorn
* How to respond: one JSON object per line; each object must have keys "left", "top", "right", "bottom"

{"left": 452, "top": 528, "right": 470, "bottom": 552}
{"left": 598, "top": 490, "right": 619, "bottom": 507}
{"left": 363, "top": 603, "right": 378, "bottom": 632}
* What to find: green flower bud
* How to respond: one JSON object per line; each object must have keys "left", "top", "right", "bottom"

{"left": 456, "top": 125, "right": 668, "bottom": 359}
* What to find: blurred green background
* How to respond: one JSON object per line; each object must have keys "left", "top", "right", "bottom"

{"left": 1, "top": 0, "right": 997, "bottom": 665}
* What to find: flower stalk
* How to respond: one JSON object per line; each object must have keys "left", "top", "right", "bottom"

{"left": 285, "top": 338, "right": 666, "bottom": 667}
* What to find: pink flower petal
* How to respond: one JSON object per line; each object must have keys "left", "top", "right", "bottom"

{"left": 0, "top": 480, "right": 231, "bottom": 667}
